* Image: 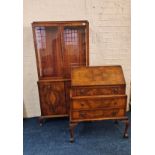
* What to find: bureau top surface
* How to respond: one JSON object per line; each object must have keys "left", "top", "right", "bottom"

{"left": 71, "top": 66, "right": 126, "bottom": 86}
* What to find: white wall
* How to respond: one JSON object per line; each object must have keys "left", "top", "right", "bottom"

{"left": 23, "top": 0, "right": 131, "bottom": 117}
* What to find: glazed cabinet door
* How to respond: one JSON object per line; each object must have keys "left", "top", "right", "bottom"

{"left": 62, "top": 25, "right": 88, "bottom": 78}
{"left": 33, "top": 26, "right": 64, "bottom": 79}
{"left": 38, "top": 81, "right": 67, "bottom": 116}
{"left": 32, "top": 22, "right": 89, "bottom": 80}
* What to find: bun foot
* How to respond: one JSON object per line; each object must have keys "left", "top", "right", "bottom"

{"left": 122, "top": 119, "right": 129, "bottom": 138}
{"left": 114, "top": 120, "right": 119, "bottom": 124}
{"left": 69, "top": 123, "right": 77, "bottom": 143}
{"left": 38, "top": 117, "right": 45, "bottom": 126}
{"left": 123, "top": 133, "right": 128, "bottom": 138}
{"left": 70, "top": 138, "right": 74, "bottom": 143}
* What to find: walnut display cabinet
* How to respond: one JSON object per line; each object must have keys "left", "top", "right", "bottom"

{"left": 32, "top": 21, "right": 89, "bottom": 124}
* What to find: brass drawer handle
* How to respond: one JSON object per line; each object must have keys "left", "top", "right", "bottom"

{"left": 112, "top": 110, "right": 118, "bottom": 116}
{"left": 114, "top": 102, "right": 117, "bottom": 105}
{"left": 79, "top": 112, "right": 86, "bottom": 118}
{"left": 47, "top": 85, "right": 51, "bottom": 89}
{"left": 80, "top": 89, "right": 85, "bottom": 94}
{"left": 80, "top": 103, "right": 85, "bottom": 107}
{"left": 113, "top": 88, "right": 118, "bottom": 94}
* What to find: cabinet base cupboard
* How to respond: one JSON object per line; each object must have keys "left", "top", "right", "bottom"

{"left": 32, "top": 21, "right": 89, "bottom": 124}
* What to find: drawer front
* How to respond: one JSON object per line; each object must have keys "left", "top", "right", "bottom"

{"left": 72, "top": 86, "right": 125, "bottom": 96}
{"left": 72, "top": 95, "right": 127, "bottom": 110}
{"left": 72, "top": 108, "right": 125, "bottom": 120}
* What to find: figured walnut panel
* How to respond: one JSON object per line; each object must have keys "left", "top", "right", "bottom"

{"left": 72, "top": 108, "right": 125, "bottom": 120}
{"left": 72, "top": 95, "right": 127, "bottom": 110}
{"left": 38, "top": 82, "right": 66, "bottom": 116}
{"left": 71, "top": 66, "right": 126, "bottom": 86}
{"left": 72, "top": 85, "right": 125, "bottom": 96}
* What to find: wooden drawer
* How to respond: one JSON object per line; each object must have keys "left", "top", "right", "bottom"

{"left": 72, "top": 85, "right": 125, "bottom": 96}
{"left": 71, "top": 108, "right": 125, "bottom": 120}
{"left": 71, "top": 95, "right": 127, "bottom": 110}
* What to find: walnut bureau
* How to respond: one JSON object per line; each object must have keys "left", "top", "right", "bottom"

{"left": 69, "top": 66, "right": 129, "bottom": 142}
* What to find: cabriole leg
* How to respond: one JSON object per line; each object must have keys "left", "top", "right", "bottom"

{"left": 38, "top": 117, "right": 45, "bottom": 126}
{"left": 123, "top": 119, "right": 129, "bottom": 138}
{"left": 114, "top": 120, "right": 119, "bottom": 124}
{"left": 69, "top": 123, "right": 77, "bottom": 143}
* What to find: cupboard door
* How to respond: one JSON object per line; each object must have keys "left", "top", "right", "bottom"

{"left": 34, "top": 26, "right": 64, "bottom": 79}
{"left": 38, "top": 82, "right": 66, "bottom": 116}
{"left": 62, "top": 26, "right": 87, "bottom": 78}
